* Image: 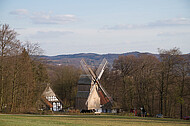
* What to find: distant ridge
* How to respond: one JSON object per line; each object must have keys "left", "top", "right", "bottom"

{"left": 40, "top": 51, "right": 159, "bottom": 67}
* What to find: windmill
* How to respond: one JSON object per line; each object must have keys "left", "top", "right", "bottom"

{"left": 80, "top": 58, "right": 113, "bottom": 111}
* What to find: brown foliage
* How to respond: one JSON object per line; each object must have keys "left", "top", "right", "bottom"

{"left": 102, "top": 50, "right": 190, "bottom": 118}
{"left": 0, "top": 24, "right": 48, "bottom": 113}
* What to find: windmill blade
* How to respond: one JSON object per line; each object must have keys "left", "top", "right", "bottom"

{"left": 80, "top": 59, "right": 91, "bottom": 75}
{"left": 98, "top": 83, "right": 113, "bottom": 103}
{"left": 80, "top": 59, "right": 94, "bottom": 81}
{"left": 80, "top": 59, "right": 97, "bottom": 82}
{"left": 96, "top": 58, "right": 108, "bottom": 80}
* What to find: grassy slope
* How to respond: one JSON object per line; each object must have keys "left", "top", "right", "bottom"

{"left": 0, "top": 114, "right": 189, "bottom": 126}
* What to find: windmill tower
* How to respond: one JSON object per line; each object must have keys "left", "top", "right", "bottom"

{"left": 76, "top": 58, "right": 113, "bottom": 112}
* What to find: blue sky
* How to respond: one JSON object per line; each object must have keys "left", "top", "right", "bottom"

{"left": 0, "top": 0, "right": 190, "bottom": 55}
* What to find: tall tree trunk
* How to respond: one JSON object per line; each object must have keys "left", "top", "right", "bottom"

{"left": 151, "top": 92, "right": 154, "bottom": 115}
{"left": 160, "top": 72, "right": 164, "bottom": 114}
{"left": 122, "top": 78, "right": 127, "bottom": 110}
{"left": 11, "top": 79, "right": 16, "bottom": 112}
{"left": 180, "top": 103, "right": 183, "bottom": 119}
{"left": 180, "top": 70, "right": 185, "bottom": 119}
{"left": 164, "top": 70, "right": 170, "bottom": 116}
{"left": 0, "top": 60, "right": 4, "bottom": 111}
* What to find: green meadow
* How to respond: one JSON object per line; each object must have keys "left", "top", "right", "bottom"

{"left": 0, "top": 114, "right": 189, "bottom": 126}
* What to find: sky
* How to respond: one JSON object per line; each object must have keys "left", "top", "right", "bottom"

{"left": 0, "top": 0, "right": 190, "bottom": 55}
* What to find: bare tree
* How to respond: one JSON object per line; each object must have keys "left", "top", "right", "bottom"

{"left": 0, "top": 24, "right": 21, "bottom": 111}
{"left": 113, "top": 55, "right": 138, "bottom": 110}
{"left": 174, "top": 55, "right": 190, "bottom": 118}
{"left": 158, "top": 48, "right": 182, "bottom": 116}
{"left": 133, "top": 55, "right": 159, "bottom": 115}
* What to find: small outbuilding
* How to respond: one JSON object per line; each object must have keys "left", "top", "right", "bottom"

{"left": 39, "top": 84, "right": 63, "bottom": 111}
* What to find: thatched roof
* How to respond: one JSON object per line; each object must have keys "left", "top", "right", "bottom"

{"left": 41, "top": 84, "right": 63, "bottom": 104}
{"left": 42, "top": 84, "right": 57, "bottom": 97}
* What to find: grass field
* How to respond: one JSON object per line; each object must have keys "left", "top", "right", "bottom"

{"left": 0, "top": 114, "right": 189, "bottom": 126}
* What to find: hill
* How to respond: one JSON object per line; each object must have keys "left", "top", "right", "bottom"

{"left": 40, "top": 51, "right": 158, "bottom": 67}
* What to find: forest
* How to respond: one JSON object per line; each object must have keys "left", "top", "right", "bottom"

{"left": 0, "top": 24, "right": 189, "bottom": 119}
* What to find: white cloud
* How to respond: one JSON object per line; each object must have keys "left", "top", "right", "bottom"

{"left": 102, "top": 24, "right": 144, "bottom": 30}
{"left": 157, "top": 32, "right": 190, "bottom": 37}
{"left": 10, "top": 9, "right": 28, "bottom": 15}
{"left": 102, "top": 18, "right": 190, "bottom": 30}
{"left": 30, "top": 30, "right": 74, "bottom": 38}
{"left": 30, "top": 12, "right": 77, "bottom": 24}
{"left": 149, "top": 18, "right": 190, "bottom": 26}
{"left": 10, "top": 9, "right": 77, "bottom": 25}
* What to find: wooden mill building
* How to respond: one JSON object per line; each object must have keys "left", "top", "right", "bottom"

{"left": 75, "top": 75, "right": 92, "bottom": 110}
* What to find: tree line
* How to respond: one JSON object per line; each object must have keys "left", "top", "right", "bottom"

{"left": 101, "top": 49, "right": 190, "bottom": 118}
{"left": 0, "top": 24, "right": 189, "bottom": 119}
{"left": 0, "top": 24, "right": 48, "bottom": 113}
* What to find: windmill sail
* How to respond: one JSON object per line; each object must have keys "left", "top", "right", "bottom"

{"left": 80, "top": 60, "right": 91, "bottom": 78}
{"left": 96, "top": 58, "right": 108, "bottom": 80}
{"left": 80, "top": 59, "right": 96, "bottom": 82}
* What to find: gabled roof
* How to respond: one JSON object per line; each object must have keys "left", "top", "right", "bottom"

{"left": 41, "top": 84, "right": 64, "bottom": 104}
{"left": 42, "top": 84, "right": 56, "bottom": 97}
